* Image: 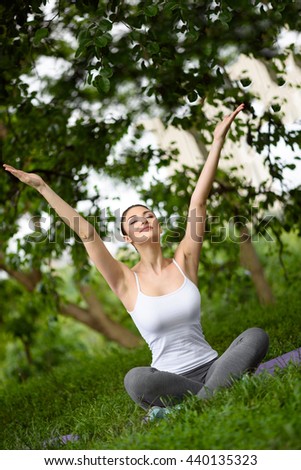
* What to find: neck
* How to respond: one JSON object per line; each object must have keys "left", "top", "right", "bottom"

{"left": 136, "top": 242, "right": 167, "bottom": 274}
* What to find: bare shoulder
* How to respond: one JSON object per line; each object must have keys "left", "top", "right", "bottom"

{"left": 173, "top": 249, "right": 199, "bottom": 286}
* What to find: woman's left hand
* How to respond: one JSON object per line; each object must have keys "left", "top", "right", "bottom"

{"left": 213, "top": 103, "right": 245, "bottom": 141}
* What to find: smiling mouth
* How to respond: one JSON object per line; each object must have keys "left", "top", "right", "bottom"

{"left": 140, "top": 226, "right": 152, "bottom": 232}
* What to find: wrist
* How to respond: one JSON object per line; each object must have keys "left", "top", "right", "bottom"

{"left": 37, "top": 181, "right": 47, "bottom": 194}
{"left": 213, "top": 135, "right": 225, "bottom": 144}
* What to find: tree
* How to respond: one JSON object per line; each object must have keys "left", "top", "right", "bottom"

{"left": 0, "top": 0, "right": 300, "bottom": 371}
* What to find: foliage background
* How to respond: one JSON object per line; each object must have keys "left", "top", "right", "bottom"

{"left": 0, "top": 0, "right": 300, "bottom": 386}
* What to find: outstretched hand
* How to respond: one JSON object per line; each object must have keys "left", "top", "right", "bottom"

{"left": 213, "top": 103, "right": 245, "bottom": 141}
{"left": 3, "top": 164, "right": 45, "bottom": 190}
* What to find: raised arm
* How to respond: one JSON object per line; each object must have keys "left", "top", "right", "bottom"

{"left": 175, "top": 104, "right": 245, "bottom": 280}
{"left": 3, "top": 164, "right": 129, "bottom": 295}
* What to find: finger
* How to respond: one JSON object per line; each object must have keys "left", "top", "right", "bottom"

{"left": 3, "top": 164, "right": 16, "bottom": 171}
{"left": 221, "top": 104, "right": 244, "bottom": 122}
{"left": 3, "top": 166, "right": 22, "bottom": 176}
{"left": 227, "top": 104, "right": 244, "bottom": 122}
{"left": 4, "top": 166, "right": 18, "bottom": 173}
{"left": 232, "top": 103, "right": 245, "bottom": 116}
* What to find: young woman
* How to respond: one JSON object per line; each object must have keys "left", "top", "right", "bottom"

{"left": 3, "top": 103, "right": 269, "bottom": 418}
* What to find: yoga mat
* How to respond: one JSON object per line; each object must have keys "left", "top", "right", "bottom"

{"left": 255, "top": 347, "right": 301, "bottom": 376}
{"left": 43, "top": 434, "right": 80, "bottom": 447}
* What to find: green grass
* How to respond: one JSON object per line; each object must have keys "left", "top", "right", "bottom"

{"left": 0, "top": 231, "right": 301, "bottom": 450}
{"left": 0, "top": 345, "right": 300, "bottom": 450}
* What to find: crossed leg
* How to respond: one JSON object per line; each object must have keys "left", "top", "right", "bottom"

{"left": 197, "top": 327, "right": 269, "bottom": 399}
{"left": 124, "top": 327, "right": 269, "bottom": 410}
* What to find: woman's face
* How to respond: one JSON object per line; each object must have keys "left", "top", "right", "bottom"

{"left": 123, "top": 206, "right": 161, "bottom": 245}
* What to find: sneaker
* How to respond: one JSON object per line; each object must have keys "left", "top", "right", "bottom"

{"left": 142, "top": 404, "right": 182, "bottom": 423}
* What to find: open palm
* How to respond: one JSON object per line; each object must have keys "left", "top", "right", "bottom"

{"left": 213, "top": 103, "right": 245, "bottom": 141}
{"left": 3, "top": 164, "right": 44, "bottom": 190}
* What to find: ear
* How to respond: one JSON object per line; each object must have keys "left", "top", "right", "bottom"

{"left": 123, "top": 235, "right": 133, "bottom": 244}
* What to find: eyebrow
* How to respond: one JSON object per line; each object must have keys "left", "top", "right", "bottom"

{"left": 128, "top": 210, "right": 152, "bottom": 222}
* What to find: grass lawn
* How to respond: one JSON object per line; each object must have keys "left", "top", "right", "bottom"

{"left": 0, "top": 232, "right": 301, "bottom": 450}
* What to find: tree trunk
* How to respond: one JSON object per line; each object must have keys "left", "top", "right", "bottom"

{"left": 23, "top": 339, "right": 33, "bottom": 365}
{"left": 0, "top": 252, "right": 141, "bottom": 348}
{"left": 60, "top": 293, "right": 141, "bottom": 348}
{"left": 239, "top": 225, "right": 275, "bottom": 305}
{"left": 0, "top": 253, "right": 42, "bottom": 291}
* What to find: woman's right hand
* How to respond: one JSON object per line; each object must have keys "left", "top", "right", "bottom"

{"left": 3, "top": 164, "right": 45, "bottom": 191}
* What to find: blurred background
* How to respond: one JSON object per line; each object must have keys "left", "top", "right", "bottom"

{"left": 0, "top": 0, "right": 300, "bottom": 381}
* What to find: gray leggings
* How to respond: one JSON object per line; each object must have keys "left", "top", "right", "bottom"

{"left": 124, "top": 327, "right": 269, "bottom": 410}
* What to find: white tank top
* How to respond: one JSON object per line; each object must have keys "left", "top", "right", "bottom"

{"left": 127, "top": 258, "right": 218, "bottom": 374}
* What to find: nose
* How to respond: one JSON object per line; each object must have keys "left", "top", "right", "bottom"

{"left": 141, "top": 219, "right": 148, "bottom": 227}
{"left": 139, "top": 217, "right": 150, "bottom": 232}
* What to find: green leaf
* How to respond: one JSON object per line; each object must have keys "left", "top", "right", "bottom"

{"left": 187, "top": 29, "right": 199, "bottom": 42}
{"left": 97, "top": 18, "right": 113, "bottom": 32}
{"left": 240, "top": 78, "right": 252, "bottom": 87}
{"left": 146, "top": 86, "right": 154, "bottom": 97}
{"left": 277, "top": 77, "right": 286, "bottom": 86}
{"left": 164, "top": 1, "right": 179, "bottom": 13}
{"left": 0, "top": 24, "right": 7, "bottom": 37}
{"left": 187, "top": 90, "right": 198, "bottom": 102}
{"left": 271, "top": 104, "right": 281, "bottom": 112}
{"left": 100, "top": 67, "right": 113, "bottom": 78}
{"left": 78, "top": 28, "right": 90, "bottom": 41}
{"left": 75, "top": 38, "right": 94, "bottom": 58}
{"left": 220, "top": 10, "right": 232, "bottom": 23}
{"left": 33, "top": 27, "right": 49, "bottom": 44}
{"left": 95, "top": 35, "right": 109, "bottom": 48}
{"left": 94, "top": 75, "right": 110, "bottom": 93}
{"left": 203, "top": 42, "right": 213, "bottom": 57}
{"left": 76, "top": 29, "right": 94, "bottom": 57}
{"left": 145, "top": 5, "right": 158, "bottom": 17}
{"left": 147, "top": 42, "right": 160, "bottom": 55}
{"left": 286, "top": 164, "right": 296, "bottom": 170}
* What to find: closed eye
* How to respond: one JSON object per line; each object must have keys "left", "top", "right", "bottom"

{"left": 129, "top": 212, "right": 154, "bottom": 225}
{"left": 130, "top": 219, "right": 137, "bottom": 225}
